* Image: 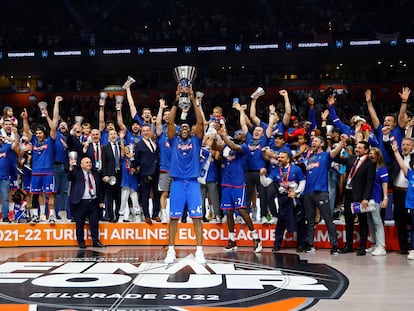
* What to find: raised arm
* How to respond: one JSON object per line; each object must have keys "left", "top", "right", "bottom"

{"left": 330, "top": 134, "right": 347, "bottom": 158}
{"left": 217, "top": 125, "right": 242, "bottom": 153}
{"left": 115, "top": 97, "right": 127, "bottom": 132}
{"left": 398, "top": 86, "right": 411, "bottom": 129}
{"left": 52, "top": 95, "right": 62, "bottom": 128}
{"left": 156, "top": 99, "right": 168, "bottom": 137}
{"left": 98, "top": 93, "right": 107, "bottom": 132}
{"left": 327, "top": 95, "right": 351, "bottom": 135}
{"left": 250, "top": 95, "right": 263, "bottom": 126}
{"left": 307, "top": 96, "right": 317, "bottom": 130}
{"left": 46, "top": 100, "right": 57, "bottom": 140}
{"left": 21, "top": 109, "right": 32, "bottom": 140}
{"left": 125, "top": 83, "right": 138, "bottom": 119}
{"left": 11, "top": 126, "right": 20, "bottom": 154}
{"left": 266, "top": 104, "right": 277, "bottom": 138}
{"left": 279, "top": 90, "right": 292, "bottom": 127}
{"left": 191, "top": 85, "right": 204, "bottom": 139}
{"left": 392, "top": 140, "right": 408, "bottom": 176}
{"left": 365, "top": 89, "right": 380, "bottom": 130}
{"left": 234, "top": 103, "right": 249, "bottom": 134}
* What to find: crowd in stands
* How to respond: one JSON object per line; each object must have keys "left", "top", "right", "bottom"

{"left": 1, "top": 0, "right": 414, "bottom": 49}
{"left": 1, "top": 79, "right": 414, "bottom": 259}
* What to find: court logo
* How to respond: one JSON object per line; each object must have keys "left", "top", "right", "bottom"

{"left": 0, "top": 249, "right": 348, "bottom": 310}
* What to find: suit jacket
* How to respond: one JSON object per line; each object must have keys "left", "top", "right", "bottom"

{"left": 102, "top": 142, "right": 121, "bottom": 177}
{"left": 133, "top": 138, "right": 160, "bottom": 178}
{"left": 83, "top": 142, "right": 103, "bottom": 173}
{"left": 335, "top": 155, "right": 376, "bottom": 202}
{"left": 68, "top": 168, "right": 104, "bottom": 205}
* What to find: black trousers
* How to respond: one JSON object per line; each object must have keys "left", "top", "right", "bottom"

{"left": 74, "top": 199, "right": 99, "bottom": 245}
{"left": 343, "top": 189, "right": 368, "bottom": 250}
{"left": 393, "top": 188, "right": 410, "bottom": 252}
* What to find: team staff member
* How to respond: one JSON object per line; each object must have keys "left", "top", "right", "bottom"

{"left": 69, "top": 156, "right": 105, "bottom": 249}
{"left": 260, "top": 151, "right": 305, "bottom": 252}
{"left": 334, "top": 140, "right": 376, "bottom": 256}
{"left": 164, "top": 84, "right": 206, "bottom": 264}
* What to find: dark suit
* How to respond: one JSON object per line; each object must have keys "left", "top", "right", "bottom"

{"left": 83, "top": 142, "right": 104, "bottom": 219}
{"left": 336, "top": 154, "right": 376, "bottom": 250}
{"left": 69, "top": 168, "right": 104, "bottom": 246}
{"left": 133, "top": 138, "right": 160, "bottom": 220}
{"left": 102, "top": 142, "right": 122, "bottom": 221}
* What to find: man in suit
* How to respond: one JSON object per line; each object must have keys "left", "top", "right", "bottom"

{"left": 101, "top": 129, "right": 122, "bottom": 222}
{"left": 335, "top": 140, "right": 376, "bottom": 255}
{"left": 69, "top": 156, "right": 105, "bottom": 248}
{"left": 133, "top": 124, "right": 160, "bottom": 224}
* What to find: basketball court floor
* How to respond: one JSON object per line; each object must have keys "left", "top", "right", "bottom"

{"left": 0, "top": 245, "right": 412, "bottom": 311}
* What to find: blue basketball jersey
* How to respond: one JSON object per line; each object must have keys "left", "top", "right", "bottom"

{"left": 169, "top": 135, "right": 201, "bottom": 179}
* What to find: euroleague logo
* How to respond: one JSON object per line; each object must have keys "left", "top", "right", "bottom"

{"left": 0, "top": 249, "right": 348, "bottom": 311}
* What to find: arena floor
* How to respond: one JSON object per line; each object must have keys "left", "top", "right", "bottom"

{"left": 0, "top": 245, "right": 411, "bottom": 311}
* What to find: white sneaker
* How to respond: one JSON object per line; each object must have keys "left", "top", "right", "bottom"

{"left": 164, "top": 248, "right": 176, "bottom": 264}
{"left": 253, "top": 239, "right": 262, "bottom": 253}
{"left": 366, "top": 245, "right": 376, "bottom": 253}
{"left": 195, "top": 249, "right": 206, "bottom": 264}
{"left": 261, "top": 216, "right": 269, "bottom": 224}
{"left": 215, "top": 215, "right": 222, "bottom": 223}
{"left": 48, "top": 214, "right": 56, "bottom": 224}
{"left": 39, "top": 214, "right": 47, "bottom": 222}
{"left": 269, "top": 216, "right": 278, "bottom": 224}
{"left": 372, "top": 246, "right": 387, "bottom": 256}
{"left": 160, "top": 210, "right": 168, "bottom": 223}
{"left": 407, "top": 250, "right": 414, "bottom": 260}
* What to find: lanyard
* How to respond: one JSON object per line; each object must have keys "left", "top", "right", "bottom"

{"left": 347, "top": 155, "right": 367, "bottom": 182}
{"left": 84, "top": 172, "right": 95, "bottom": 193}
{"left": 279, "top": 164, "right": 291, "bottom": 187}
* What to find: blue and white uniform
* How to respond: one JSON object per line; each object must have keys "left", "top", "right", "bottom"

{"left": 169, "top": 135, "right": 203, "bottom": 219}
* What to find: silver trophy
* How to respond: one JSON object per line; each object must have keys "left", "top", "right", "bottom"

{"left": 74, "top": 115, "right": 84, "bottom": 124}
{"left": 250, "top": 87, "right": 265, "bottom": 99}
{"left": 37, "top": 101, "right": 48, "bottom": 117}
{"left": 100, "top": 92, "right": 108, "bottom": 100}
{"left": 195, "top": 91, "right": 204, "bottom": 106}
{"left": 173, "top": 66, "right": 197, "bottom": 109}
{"left": 68, "top": 151, "right": 78, "bottom": 165}
{"left": 122, "top": 76, "right": 136, "bottom": 89}
{"left": 115, "top": 95, "right": 124, "bottom": 104}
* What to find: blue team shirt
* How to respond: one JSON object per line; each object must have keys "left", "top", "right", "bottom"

{"left": 31, "top": 136, "right": 55, "bottom": 174}
{"left": 245, "top": 132, "right": 268, "bottom": 170}
{"left": 375, "top": 124, "right": 404, "bottom": 164}
{"left": 125, "top": 130, "right": 141, "bottom": 146}
{"left": 0, "top": 143, "right": 13, "bottom": 179}
{"left": 371, "top": 166, "right": 389, "bottom": 203}
{"left": 169, "top": 135, "right": 201, "bottom": 179}
{"left": 54, "top": 131, "right": 68, "bottom": 165}
{"left": 406, "top": 169, "right": 414, "bottom": 209}
{"left": 303, "top": 151, "right": 331, "bottom": 194}
{"left": 268, "top": 163, "right": 305, "bottom": 187}
{"left": 157, "top": 132, "right": 172, "bottom": 172}
{"left": 221, "top": 144, "right": 249, "bottom": 187}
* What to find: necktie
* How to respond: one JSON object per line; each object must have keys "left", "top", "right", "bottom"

{"left": 95, "top": 143, "right": 100, "bottom": 161}
{"left": 147, "top": 139, "right": 155, "bottom": 152}
{"left": 87, "top": 172, "right": 94, "bottom": 197}
{"left": 349, "top": 157, "right": 360, "bottom": 178}
{"left": 114, "top": 143, "right": 120, "bottom": 169}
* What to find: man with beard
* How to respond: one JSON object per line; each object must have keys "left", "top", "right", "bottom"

{"left": 52, "top": 98, "right": 70, "bottom": 221}
{"left": 164, "top": 84, "right": 206, "bottom": 264}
